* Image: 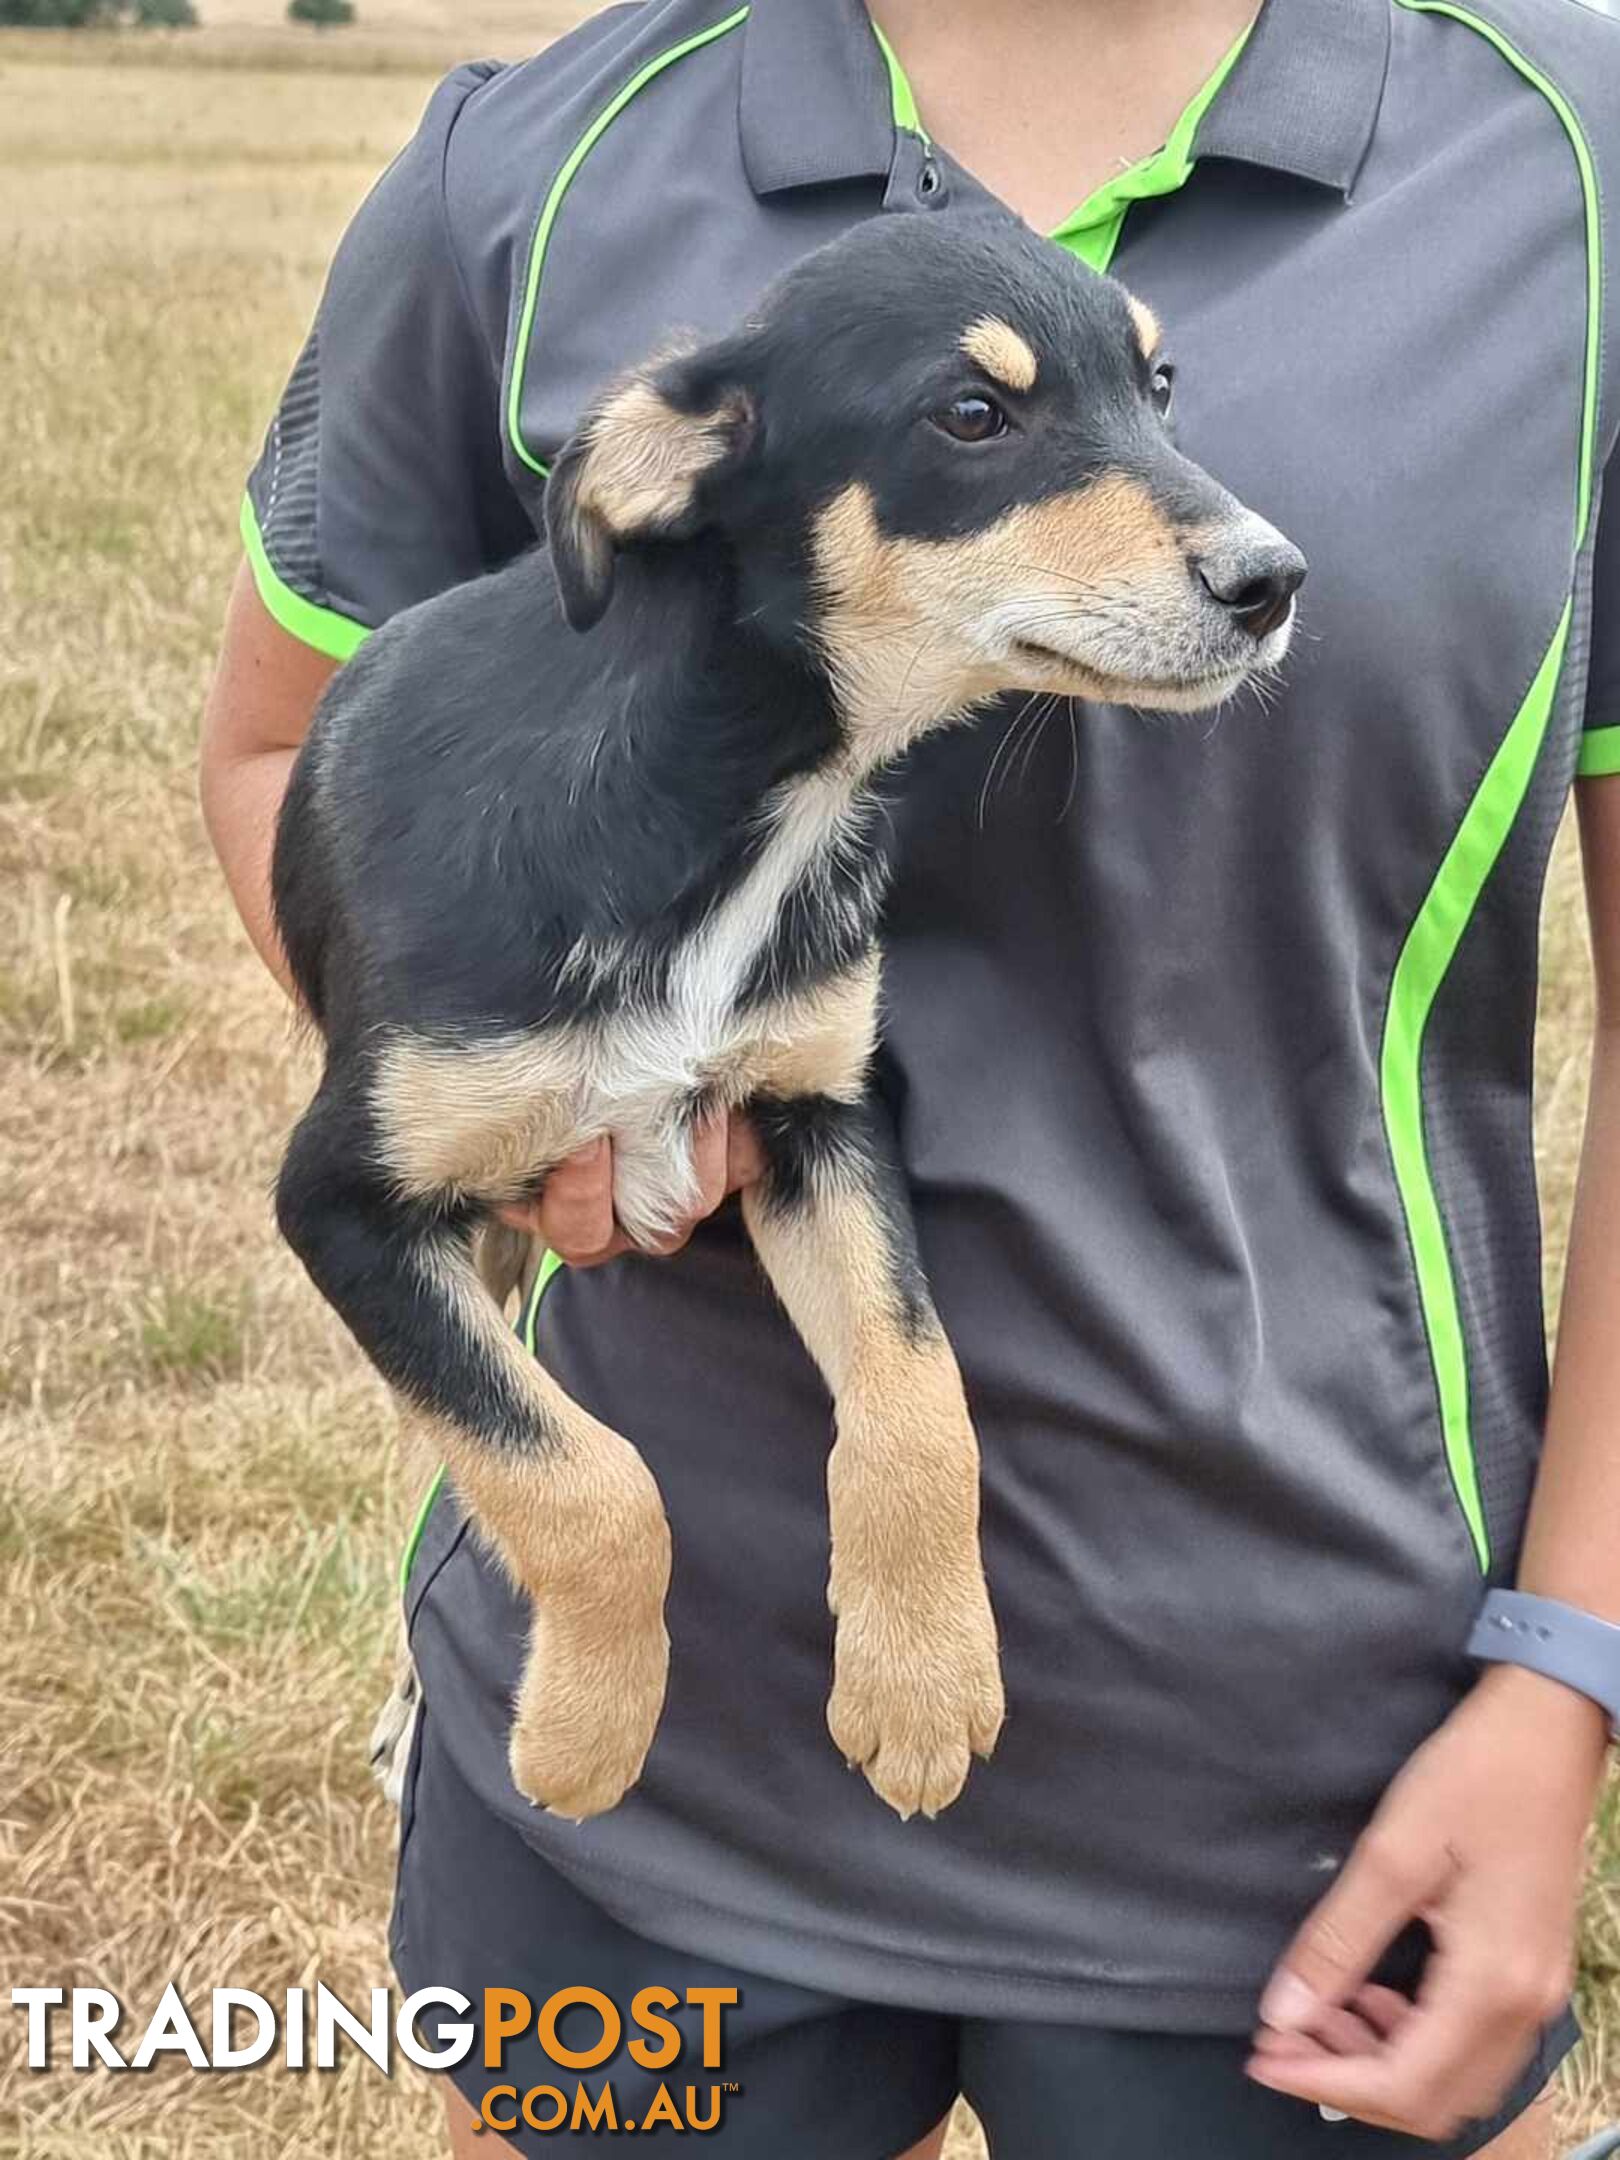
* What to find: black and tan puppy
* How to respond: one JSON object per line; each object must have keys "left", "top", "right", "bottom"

{"left": 273, "top": 213, "right": 1303, "bottom": 1823}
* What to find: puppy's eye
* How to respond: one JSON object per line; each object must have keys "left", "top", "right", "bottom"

{"left": 1150, "top": 361, "right": 1176, "bottom": 417}
{"left": 932, "top": 394, "right": 1010, "bottom": 443}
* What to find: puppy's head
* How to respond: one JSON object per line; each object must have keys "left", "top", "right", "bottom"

{"left": 546, "top": 214, "right": 1304, "bottom": 754}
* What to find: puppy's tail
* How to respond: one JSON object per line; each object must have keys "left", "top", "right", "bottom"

{"left": 369, "top": 1652, "right": 419, "bottom": 1807}
{"left": 476, "top": 1217, "right": 537, "bottom": 1314}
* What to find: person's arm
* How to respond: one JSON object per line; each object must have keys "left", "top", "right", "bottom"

{"left": 1245, "top": 777, "right": 1620, "bottom": 2141}
{"left": 201, "top": 564, "right": 336, "bottom": 993}
{"left": 1522, "top": 776, "right": 1620, "bottom": 1614}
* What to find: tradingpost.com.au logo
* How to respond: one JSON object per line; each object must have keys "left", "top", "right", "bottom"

{"left": 11, "top": 1982, "right": 743, "bottom": 2136}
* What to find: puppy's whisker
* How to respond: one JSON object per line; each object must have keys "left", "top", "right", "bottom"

{"left": 1009, "top": 562, "right": 1130, "bottom": 592}
{"left": 1011, "top": 694, "right": 1059, "bottom": 792}
{"left": 977, "top": 702, "right": 1028, "bottom": 829}
{"left": 1056, "top": 700, "right": 1081, "bottom": 823}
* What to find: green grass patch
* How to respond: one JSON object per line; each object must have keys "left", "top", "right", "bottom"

{"left": 161, "top": 1516, "right": 383, "bottom": 1651}
{"left": 138, "top": 1281, "right": 247, "bottom": 1383}
{"left": 114, "top": 991, "right": 189, "bottom": 1044}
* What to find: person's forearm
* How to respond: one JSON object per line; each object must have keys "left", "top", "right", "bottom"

{"left": 1517, "top": 1010, "right": 1620, "bottom": 1644}
{"left": 1514, "top": 779, "right": 1620, "bottom": 1686}
{"left": 200, "top": 741, "right": 298, "bottom": 995}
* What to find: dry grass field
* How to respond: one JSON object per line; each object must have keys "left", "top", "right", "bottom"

{"left": 0, "top": 11, "right": 1614, "bottom": 2156}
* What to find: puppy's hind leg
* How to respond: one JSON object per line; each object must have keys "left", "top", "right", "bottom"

{"left": 741, "top": 1091, "right": 1004, "bottom": 1819}
{"left": 277, "top": 1079, "right": 671, "bottom": 1820}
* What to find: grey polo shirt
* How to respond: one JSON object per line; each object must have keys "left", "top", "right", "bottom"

{"left": 247, "top": 0, "right": 1620, "bottom": 2025}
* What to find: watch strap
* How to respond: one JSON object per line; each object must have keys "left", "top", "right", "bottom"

{"left": 1467, "top": 1589, "right": 1620, "bottom": 1737}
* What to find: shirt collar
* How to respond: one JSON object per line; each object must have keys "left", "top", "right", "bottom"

{"left": 1194, "top": 0, "right": 1390, "bottom": 197}
{"left": 739, "top": 0, "right": 895, "bottom": 197}
{"left": 739, "top": 0, "right": 1391, "bottom": 204}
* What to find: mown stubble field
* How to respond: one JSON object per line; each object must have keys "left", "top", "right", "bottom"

{"left": 0, "top": 16, "right": 1614, "bottom": 2156}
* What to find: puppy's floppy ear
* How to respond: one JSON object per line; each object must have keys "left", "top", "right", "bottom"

{"left": 543, "top": 430, "right": 618, "bottom": 633}
{"left": 544, "top": 349, "right": 755, "bottom": 632}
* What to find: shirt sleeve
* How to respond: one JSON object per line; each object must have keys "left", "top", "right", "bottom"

{"left": 1580, "top": 455, "right": 1620, "bottom": 778}
{"left": 241, "top": 65, "right": 528, "bottom": 660}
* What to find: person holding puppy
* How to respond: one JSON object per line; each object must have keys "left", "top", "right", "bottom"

{"left": 201, "top": 0, "right": 1620, "bottom": 2152}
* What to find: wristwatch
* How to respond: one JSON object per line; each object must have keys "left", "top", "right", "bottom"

{"left": 1466, "top": 1589, "right": 1620, "bottom": 1737}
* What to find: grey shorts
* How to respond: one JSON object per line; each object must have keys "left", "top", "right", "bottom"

{"left": 390, "top": 1698, "right": 1576, "bottom": 2160}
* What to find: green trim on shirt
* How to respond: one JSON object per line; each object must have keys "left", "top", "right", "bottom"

{"left": 523, "top": 1245, "right": 567, "bottom": 1356}
{"left": 240, "top": 493, "right": 370, "bottom": 663}
{"left": 507, "top": 7, "right": 752, "bottom": 480}
{"left": 1579, "top": 727, "right": 1620, "bottom": 779}
{"left": 1380, "top": 604, "right": 1574, "bottom": 1571}
{"left": 868, "top": 18, "right": 926, "bottom": 141}
{"left": 399, "top": 1463, "right": 448, "bottom": 1596}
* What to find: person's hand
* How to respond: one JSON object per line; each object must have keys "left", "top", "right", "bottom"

{"left": 1247, "top": 1663, "right": 1607, "bottom": 2141}
{"left": 497, "top": 1113, "right": 766, "bottom": 1266}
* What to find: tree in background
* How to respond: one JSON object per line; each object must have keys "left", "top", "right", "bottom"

{"left": 287, "top": 0, "right": 355, "bottom": 23}
{"left": 0, "top": 0, "right": 197, "bottom": 21}
{"left": 0, "top": 0, "right": 113, "bottom": 21}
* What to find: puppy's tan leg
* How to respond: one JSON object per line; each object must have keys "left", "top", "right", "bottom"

{"left": 421, "top": 1241, "right": 672, "bottom": 1822}
{"left": 741, "top": 1092, "right": 1004, "bottom": 1818}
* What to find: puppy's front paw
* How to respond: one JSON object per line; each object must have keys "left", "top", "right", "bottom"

{"left": 509, "top": 1602, "right": 670, "bottom": 1821}
{"left": 826, "top": 1578, "right": 1004, "bottom": 1819}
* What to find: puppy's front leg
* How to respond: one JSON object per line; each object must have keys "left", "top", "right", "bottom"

{"left": 278, "top": 1085, "right": 670, "bottom": 1821}
{"left": 742, "top": 1092, "right": 1004, "bottom": 1817}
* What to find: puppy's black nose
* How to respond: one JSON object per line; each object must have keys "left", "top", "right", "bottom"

{"left": 1197, "top": 540, "right": 1307, "bottom": 640}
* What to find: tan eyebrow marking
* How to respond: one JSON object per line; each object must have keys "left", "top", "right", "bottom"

{"left": 960, "top": 315, "right": 1038, "bottom": 393}
{"left": 1127, "top": 295, "right": 1162, "bottom": 360}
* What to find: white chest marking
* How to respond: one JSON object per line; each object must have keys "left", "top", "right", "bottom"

{"left": 376, "top": 769, "right": 877, "bottom": 1252}
{"left": 666, "top": 767, "right": 861, "bottom": 1031}
{"left": 589, "top": 766, "right": 870, "bottom": 1240}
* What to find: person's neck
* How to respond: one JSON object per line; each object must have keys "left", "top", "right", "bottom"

{"left": 872, "top": 0, "right": 1258, "bottom": 233}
